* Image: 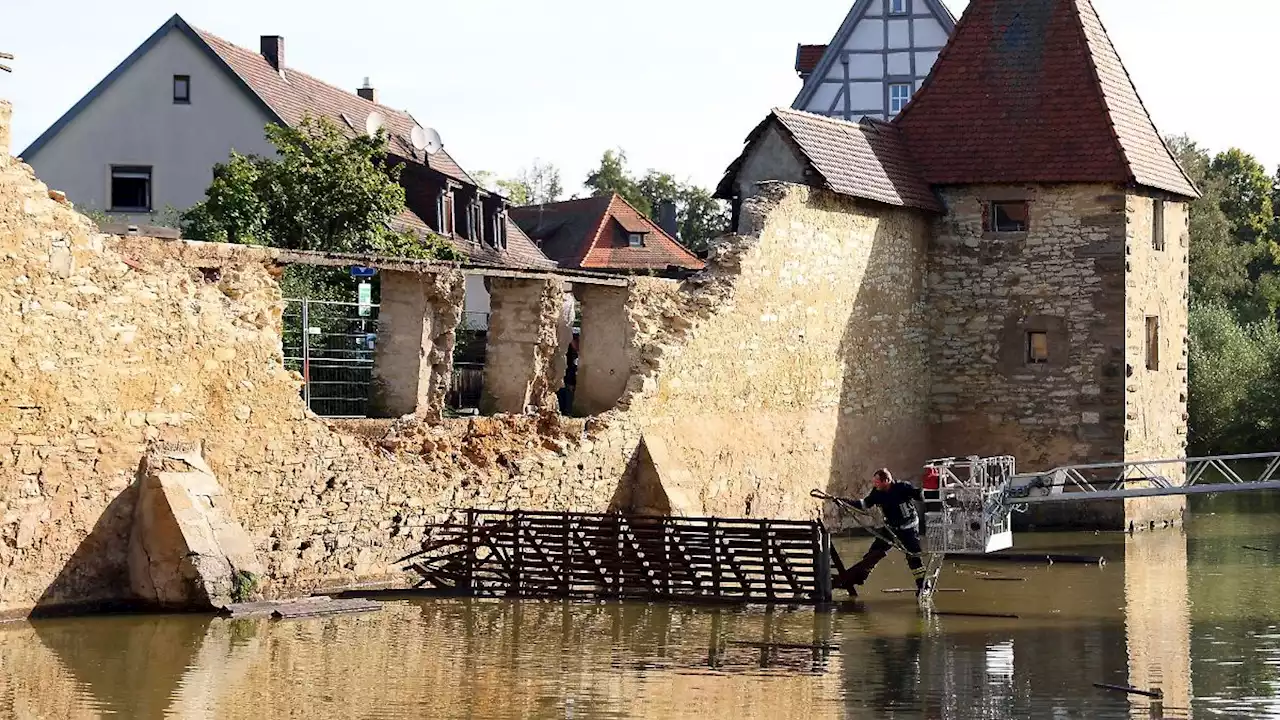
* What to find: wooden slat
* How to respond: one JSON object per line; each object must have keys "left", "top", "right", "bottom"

{"left": 407, "top": 510, "right": 833, "bottom": 605}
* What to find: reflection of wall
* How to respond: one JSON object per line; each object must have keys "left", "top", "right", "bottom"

{"left": 0, "top": 602, "right": 843, "bottom": 720}
{"left": 1125, "top": 531, "right": 1191, "bottom": 718}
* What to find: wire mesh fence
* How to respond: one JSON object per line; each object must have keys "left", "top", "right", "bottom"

{"left": 284, "top": 300, "right": 493, "bottom": 418}
{"left": 283, "top": 298, "right": 379, "bottom": 418}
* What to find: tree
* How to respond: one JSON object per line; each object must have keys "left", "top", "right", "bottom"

{"left": 503, "top": 160, "right": 564, "bottom": 206}
{"left": 182, "top": 115, "right": 458, "bottom": 261}
{"left": 585, "top": 149, "right": 650, "bottom": 214}
{"left": 584, "top": 149, "right": 729, "bottom": 253}
{"left": 1210, "top": 149, "right": 1275, "bottom": 246}
{"left": 1168, "top": 136, "right": 1256, "bottom": 304}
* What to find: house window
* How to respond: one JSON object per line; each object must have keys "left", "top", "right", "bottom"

{"left": 1145, "top": 316, "right": 1160, "bottom": 371}
{"left": 1026, "top": 331, "right": 1049, "bottom": 365}
{"left": 173, "top": 75, "right": 190, "bottom": 104}
{"left": 889, "top": 0, "right": 908, "bottom": 14}
{"left": 989, "top": 201, "right": 1029, "bottom": 233}
{"left": 1152, "top": 199, "right": 1165, "bottom": 251}
{"left": 628, "top": 233, "right": 645, "bottom": 248}
{"left": 110, "top": 166, "right": 152, "bottom": 212}
{"left": 497, "top": 211, "right": 508, "bottom": 249}
{"left": 442, "top": 192, "right": 455, "bottom": 236}
{"left": 889, "top": 83, "right": 912, "bottom": 115}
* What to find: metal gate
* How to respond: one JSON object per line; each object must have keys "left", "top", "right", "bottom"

{"left": 283, "top": 298, "right": 379, "bottom": 418}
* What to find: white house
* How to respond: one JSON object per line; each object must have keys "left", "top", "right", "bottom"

{"left": 20, "top": 14, "right": 558, "bottom": 328}
{"left": 792, "top": 0, "right": 956, "bottom": 121}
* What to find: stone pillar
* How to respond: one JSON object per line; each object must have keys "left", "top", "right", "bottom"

{"left": 369, "top": 270, "right": 463, "bottom": 421}
{"left": 0, "top": 100, "right": 10, "bottom": 158}
{"left": 480, "top": 277, "right": 561, "bottom": 415}
{"left": 573, "top": 285, "right": 632, "bottom": 416}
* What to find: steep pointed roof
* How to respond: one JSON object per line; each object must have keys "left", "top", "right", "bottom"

{"left": 892, "top": 0, "right": 1198, "bottom": 199}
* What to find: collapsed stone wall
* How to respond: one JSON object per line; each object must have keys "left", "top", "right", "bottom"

{"left": 0, "top": 150, "right": 634, "bottom": 616}
{"left": 1, "top": 124, "right": 933, "bottom": 614}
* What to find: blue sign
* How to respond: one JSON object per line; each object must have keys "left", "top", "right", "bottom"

{"left": 350, "top": 266, "right": 377, "bottom": 278}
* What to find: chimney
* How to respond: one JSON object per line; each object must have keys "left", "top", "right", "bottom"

{"left": 260, "top": 35, "right": 284, "bottom": 71}
{"left": 357, "top": 77, "right": 377, "bottom": 104}
{"left": 657, "top": 199, "right": 679, "bottom": 240}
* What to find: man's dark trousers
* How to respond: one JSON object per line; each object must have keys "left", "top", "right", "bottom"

{"left": 840, "top": 525, "right": 926, "bottom": 591}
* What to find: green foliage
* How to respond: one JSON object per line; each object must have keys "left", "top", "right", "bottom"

{"left": 231, "top": 570, "right": 259, "bottom": 604}
{"left": 490, "top": 159, "right": 563, "bottom": 207}
{"left": 1174, "top": 133, "right": 1280, "bottom": 453}
{"left": 181, "top": 115, "right": 458, "bottom": 263}
{"left": 1188, "top": 302, "right": 1280, "bottom": 454}
{"left": 584, "top": 149, "right": 728, "bottom": 252}
{"left": 586, "top": 149, "right": 651, "bottom": 215}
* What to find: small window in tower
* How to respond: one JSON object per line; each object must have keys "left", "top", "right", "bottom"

{"left": 889, "top": 83, "right": 912, "bottom": 115}
{"left": 990, "top": 201, "right": 1029, "bottom": 233}
{"left": 1153, "top": 199, "right": 1165, "bottom": 251}
{"left": 1026, "top": 331, "right": 1049, "bottom": 365}
{"left": 1145, "top": 316, "right": 1160, "bottom": 371}
{"left": 628, "top": 233, "right": 645, "bottom": 248}
{"left": 890, "top": 0, "right": 908, "bottom": 14}
{"left": 173, "top": 75, "right": 190, "bottom": 104}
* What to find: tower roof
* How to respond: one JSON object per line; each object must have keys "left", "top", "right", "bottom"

{"left": 893, "top": 0, "right": 1198, "bottom": 199}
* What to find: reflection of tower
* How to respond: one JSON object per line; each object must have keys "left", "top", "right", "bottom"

{"left": 1125, "top": 531, "right": 1192, "bottom": 718}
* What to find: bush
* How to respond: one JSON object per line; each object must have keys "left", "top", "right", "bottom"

{"left": 1188, "top": 302, "right": 1280, "bottom": 453}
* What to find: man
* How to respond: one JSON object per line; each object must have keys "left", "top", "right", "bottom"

{"left": 839, "top": 469, "right": 929, "bottom": 596}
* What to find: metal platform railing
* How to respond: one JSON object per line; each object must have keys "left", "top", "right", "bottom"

{"left": 1006, "top": 452, "right": 1280, "bottom": 505}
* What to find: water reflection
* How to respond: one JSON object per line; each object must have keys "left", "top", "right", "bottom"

{"left": 0, "top": 502, "right": 1277, "bottom": 719}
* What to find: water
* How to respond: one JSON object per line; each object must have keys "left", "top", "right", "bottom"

{"left": 1, "top": 496, "right": 1278, "bottom": 719}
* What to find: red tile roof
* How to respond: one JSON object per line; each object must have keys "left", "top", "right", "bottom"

{"left": 717, "top": 108, "right": 942, "bottom": 213}
{"left": 796, "top": 45, "right": 828, "bottom": 76}
{"left": 510, "top": 195, "right": 706, "bottom": 273}
{"left": 892, "top": 0, "right": 1197, "bottom": 199}
{"left": 194, "top": 28, "right": 476, "bottom": 186}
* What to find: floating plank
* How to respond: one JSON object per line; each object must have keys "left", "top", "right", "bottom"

{"left": 272, "top": 598, "right": 381, "bottom": 619}
{"left": 220, "top": 596, "right": 381, "bottom": 620}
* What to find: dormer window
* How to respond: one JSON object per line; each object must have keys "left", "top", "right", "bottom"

{"left": 628, "top": 233, "right": 645, "bottom": 248}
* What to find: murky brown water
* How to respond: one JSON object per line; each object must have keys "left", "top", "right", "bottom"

{"left": 1, "top": 495, "right": 1278, "bottom": 719}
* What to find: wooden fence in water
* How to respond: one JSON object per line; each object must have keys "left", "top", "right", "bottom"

{"left": 402, "top": 510, "right": 842, "bottom": 605}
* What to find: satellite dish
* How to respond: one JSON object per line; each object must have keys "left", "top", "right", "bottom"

{"left": 412, "top": 125, "right": 443, "bottom": 155}
{"left": 365, "top": 111, "right": 385, "bottom": 137}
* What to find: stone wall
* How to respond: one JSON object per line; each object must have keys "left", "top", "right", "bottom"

{"left": 927, "top": 184, "right": 1130, "bottom": 528}
{"left": 0, "top": 100, "right": 10, "bottom": 157}
{"left": 622, "top": 183, "right": 933, "bottom": 521}
{"left": 0, "top": 149, "right": 637, "bottom": 617}
{"left": 1123, "top": 193, "right": 1190, "bottom": 527}
{"left": 0, "top": 124, "right": 935, "bottom": 616}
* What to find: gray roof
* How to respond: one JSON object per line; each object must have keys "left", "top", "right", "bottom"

{"left": 718, "top": 108, "right": 942, "bottom": 213}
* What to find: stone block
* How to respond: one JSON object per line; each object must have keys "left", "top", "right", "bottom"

{"left": 128, "top": 443, "right": 265, "bottom": 610}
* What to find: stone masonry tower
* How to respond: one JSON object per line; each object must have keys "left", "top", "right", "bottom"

{"left": 892, "top": 0, "right": 1199, "bottom": 528}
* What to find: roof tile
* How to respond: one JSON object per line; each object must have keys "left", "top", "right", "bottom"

{"left": 892, "top": 0, "right": 1198, "bottom": 199}
{"left": 510, "top": 195, "right": 705, "bottom": 273}
{"left": 195, "top": 28, "right": 476, "bottom": 186}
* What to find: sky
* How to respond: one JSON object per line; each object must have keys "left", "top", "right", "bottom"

{"left": 2, "top": 0, "right": 1276, "bottom": 197}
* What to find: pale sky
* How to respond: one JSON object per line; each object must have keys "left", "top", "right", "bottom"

{"left": 2, "top": 1, "right": 1276, "bottom": 197}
